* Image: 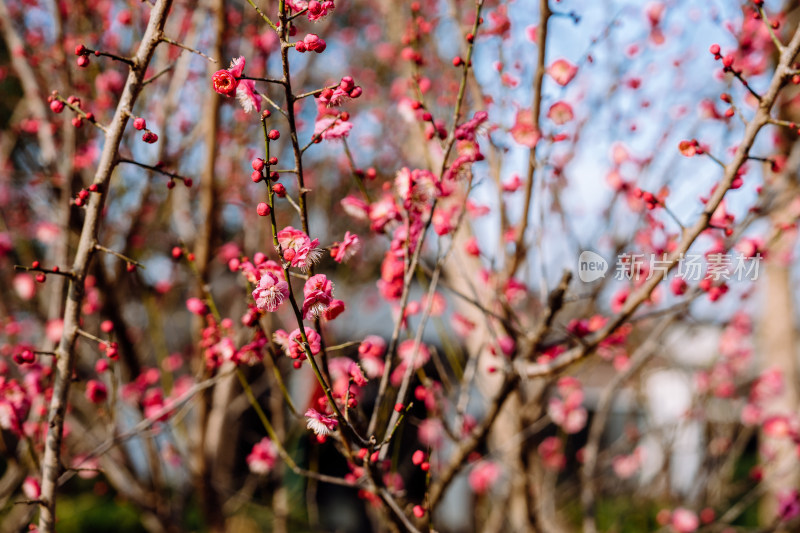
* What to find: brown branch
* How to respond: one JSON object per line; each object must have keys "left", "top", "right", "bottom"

{"left": 37, "top": 2, "right": 174, "bottom": 531}
{"left": 507, "top": 0, "right": 551, "bottom": 278}
{"left": 159, "top": 36, "right": 217, "bottom": 63}
{"left": 194, "top": 0, "right": 224, "bottom": 280}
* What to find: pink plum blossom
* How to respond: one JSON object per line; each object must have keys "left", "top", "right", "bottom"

{"left": 305, "top": 408, "right": 338, "bottom": 436}
{"left": 252, "top": 271, "right": 289, "bottom": 312}
{"left": 247, "top": 437, "right": 278, "bottom": 475}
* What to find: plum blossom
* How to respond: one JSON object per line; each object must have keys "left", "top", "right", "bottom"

{"left": 418, "top": 418, "right": 444, "bottom": 447}
{"left": 328, "top": 357, "right": 368, "bottom": 398}
{"left": 510, "top": 109, "right": 541, "bottom": 148}
{"left": 340, "top": 195, "right": 369, "bottom": 221}
{"left": 358, "top": 335, "right": 386, "bottom": 378}
{"left": 247, "top": 437, "right": 278, "bottom": 475}
{"left": 751, "top": 367, "right": 783, "bottom": 403}
{"left": 741, "top": 403, "right": 762, "bottom": 426}
{"left": 454, "top": 111, "right": 488, "bottom": 142}
{"left": 502, "top": 174, "right": 522, "bottom": 193}
{"left": 612, "top": 447, "right": 644, "bottom": 479}
{"left": 252, "top": 271, "right": 289, "bottom": 312}
{"left": 468, "top": 461, "right": 501, "bottom": 495}
{"left": 295, "top": 33, "right": 327, "bottom": 53}
{"left": 485, "top": 5, "right": 510, "bottom": 36}
{"left": 0, "top": 378, "right": 30, "bottom": 434}
{"left": 235, "top": 333, "right": 268, "bottom": 366}
{"left": 421, "top": 291, "right": 446, "bottom": 317}
{"left": 85, "top": 380, "right": 108, "bottom": 404}
{"left": 211, "top": 57, "right": 261, "bottom": 112}
{"left": 307, "top": 0, "right": 335, "bottom": 21}
{"left": 211, "top": 70, "right": 237, "bottom": 97}
{"left": 314, "top": 115, "right": 352, "bottom": 140}
{"left": 240, "top": 258, "right": 283, "bottom": 285}
{"left": 274, "top": 327, "right": 322, "bottom": 361}
{"left": 671, "top": 508, "right": 699, "bottom": 533}
{"left": 736, "top": 236, "right": 765, "bottom": 259}
{"left": 395, "top": 167, "right": 438, "bottom": 211}
{"left": 330, "top": 231, "right": 361, "bottom": 263}
{"left": 22, "top": 476, "right": 41, "bottom": 499}
{"left": 186, "top": 297, "right": 208, "bottom": 316}
{"left": 302, "top": 274, "right": 334, "bottom": 319}
{"left": 305, "top": 408, "right": 338, "bottom": 436}
{"left": 318, "top": 78, "right": 359, "bottom": 107}
{"left": 547, "top": 376, "right": 587, "bottom": 434}
{"left": 13, "top": 273, "right": 35, "bottom": 300}
{"left": 368, "top": 194, "right": 401, "bottom": 233}
{"left": 778, "top": 489, "right": 800, "bottom": 522}
{"left": 432, "top": 203, "right": 459, "bottom": 236}
{"left": 323, "top": 299, "right": 345, "bottom": 320}
{"left": 763, "top": 415, "right": 796, "bottom": 439}
{"left": 378, "top": 251, "right": 405, "bottom": 301}
{"left": 547, "top": 101, "right": 574, "bottom": 125}
{"left": 547, "top": 58, "right": 578, "bottom": 86}
{"left": 277, "top": 226, "right": 322, "bottom": 271}
{"left": 391, "top": 340, "right": 431, "bottom": 386}
{"left": 538, "top": 436, "right": 566, "bottom": 471}
{"left": 236, "top": 79, "right": 261, "bottom": 113}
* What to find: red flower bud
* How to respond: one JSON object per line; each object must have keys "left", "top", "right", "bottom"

{"left": 722, "top": 54, "right": 734, "bottom": 68}
{"left": 340, "top": 76, "right": 354, "bottom": 92}
{"left": 256, "top": 202, "right": 271, "bottom": 216}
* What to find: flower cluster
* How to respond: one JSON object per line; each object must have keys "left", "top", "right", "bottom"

{"left": 252, "top": 271, "right": 289, "bottom": 312}
{"left": 276, "top": 226, "right": 322, "bottom": 271}
{"left": 274, "top": 327, "right": 322, "bottom": 367}
{"left": 547, "top": 376, "right": 588, "bottom": 434}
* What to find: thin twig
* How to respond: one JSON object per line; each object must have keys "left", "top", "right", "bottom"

{"left": 160, "top": 36, "right": 217, "bottom": 62}
{"left": 94, "top": 243, "right": 145, "bottom": 268}
{"left": 37, "top": 3, "right": 175, "bottom": 530}
{"left": 245, "top": 0, "right": 278, "bottom": 32}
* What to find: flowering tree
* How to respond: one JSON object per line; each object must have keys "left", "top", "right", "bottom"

{"left": 2, "top": 0, "right": 800, "bottom": 532}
